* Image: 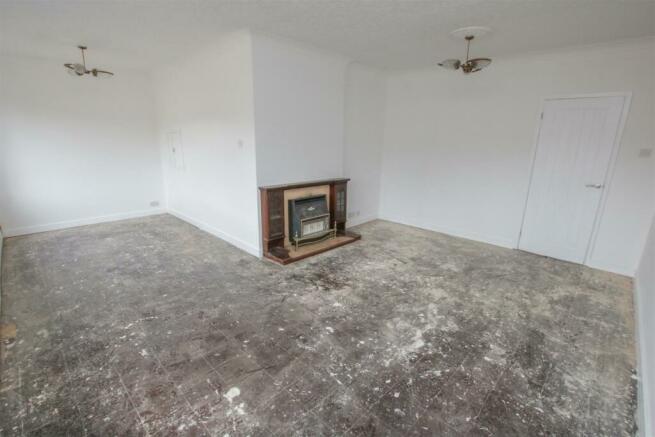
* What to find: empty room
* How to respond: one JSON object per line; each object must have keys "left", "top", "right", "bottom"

{"left": 1, "top": 1, "right": 654, "bottom": 436}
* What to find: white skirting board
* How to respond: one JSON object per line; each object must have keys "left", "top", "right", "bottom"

{"left": 377, "top": 214, "right": 517, "bottom": 250}
{"left": 377, "top": 214, "right": 635, "bottom": 277}
{"left": 2, "top": 207, "right": 261, "bottom": 258}
{"left": 166, "top": 209, "right": 261, "bottom": 258}
{"left": 346, "top": 214, "right": 378, "bottom": 228}
{"left": 3, "top": 208, "right": 166, "bottom": 238}
{"left": 585, "top": 257, "right": 635, "bottom": 278}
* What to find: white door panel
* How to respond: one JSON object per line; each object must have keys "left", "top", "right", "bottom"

{"left": 519, "top": 96, "right": 625, "bottom": 263}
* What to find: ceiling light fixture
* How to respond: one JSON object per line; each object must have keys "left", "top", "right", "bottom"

{"left": 438, "top": 27, "right": 492, "bottom": 74}
{"left": 64, "top": 46, "right": 114, "bottom": 78}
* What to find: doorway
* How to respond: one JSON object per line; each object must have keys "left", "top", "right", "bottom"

{"left": 519, "top": 94, "right": 630, "bottom": 264}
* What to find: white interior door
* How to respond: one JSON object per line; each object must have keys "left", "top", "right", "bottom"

{"left": 519, "top": 96, "right": 626, "bottom": 264}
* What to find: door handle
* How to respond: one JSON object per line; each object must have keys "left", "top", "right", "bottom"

{"left": 585, "top": 184, "right": 604, "bottom": 189}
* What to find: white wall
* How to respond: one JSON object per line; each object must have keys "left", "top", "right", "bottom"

{"left": 251, "top": 33, "right": 348, "bottom": 187}
{"left": 0, "top": 55, "right": 163, "bottom": 236}
{"left": 0, "top": 225, "right": 3, "bottom": 308}
{"left": 153, "top": 31, "right": 260, "bottom": 256}
{"left": 343, "top": 63, "right": 385, "bottom": 226}
{"left": 636, "top": 216, "right": 655, "bottom": 437}
{"left": 380, "top": 38, "right": 655, "bottom": 275}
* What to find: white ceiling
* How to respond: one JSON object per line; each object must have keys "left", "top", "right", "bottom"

{"left": 1, "top": 0, "right": 654, "bottom": 71}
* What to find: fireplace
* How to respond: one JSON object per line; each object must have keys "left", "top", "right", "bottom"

{"left": 259, "top": 178, "right": 360, "bottom": 264}
{"left": 288, "top": 195, "right": 335, "bottom": 249}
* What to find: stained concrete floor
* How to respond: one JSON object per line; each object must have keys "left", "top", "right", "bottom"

{"left": 0, "top": 214, "right": 637, "bottom": 436}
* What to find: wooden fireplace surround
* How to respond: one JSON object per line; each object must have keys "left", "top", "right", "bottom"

{"left": 259, "top": 178, "right": 361, "bottom": 265}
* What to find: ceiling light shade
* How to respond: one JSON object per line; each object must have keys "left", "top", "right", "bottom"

{"left": 91, "top": 68, "right": 114, "bottom": 78}
{"left": 437, "top": 59, "right": 461, "bottom": 70}
{"left": 438, "top": 33, "right": 492, "bottom": 75}
{"left": 64, "top": 63, "right": 86, "bottom": 76}
{"left": 470, "top": 58, "right": 491, "bottom": 69}
{"left": 64, "top": 46, "right": 114, "bottom": 78}
{"left": 462, "top": 57, "right": 492, "bottom": 73}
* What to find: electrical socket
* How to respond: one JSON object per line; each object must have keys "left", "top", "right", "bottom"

{"left": 150, "top": 201, "right": 160, "bottom": 207}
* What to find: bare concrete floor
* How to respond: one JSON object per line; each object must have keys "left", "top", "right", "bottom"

{"left": 0, "top": 214, "right": 637, "bottom": 436}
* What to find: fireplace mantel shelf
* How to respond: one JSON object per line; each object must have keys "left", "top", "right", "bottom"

{"left": 259, "top": 178, "right": 351, "bottom": 191}
{"left": 259, "top": 178, "right": 360, "bottom": 265}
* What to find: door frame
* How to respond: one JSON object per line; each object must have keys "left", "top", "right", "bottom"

{"left": 517, "top": 92, "right": 633, "bottom": 266}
